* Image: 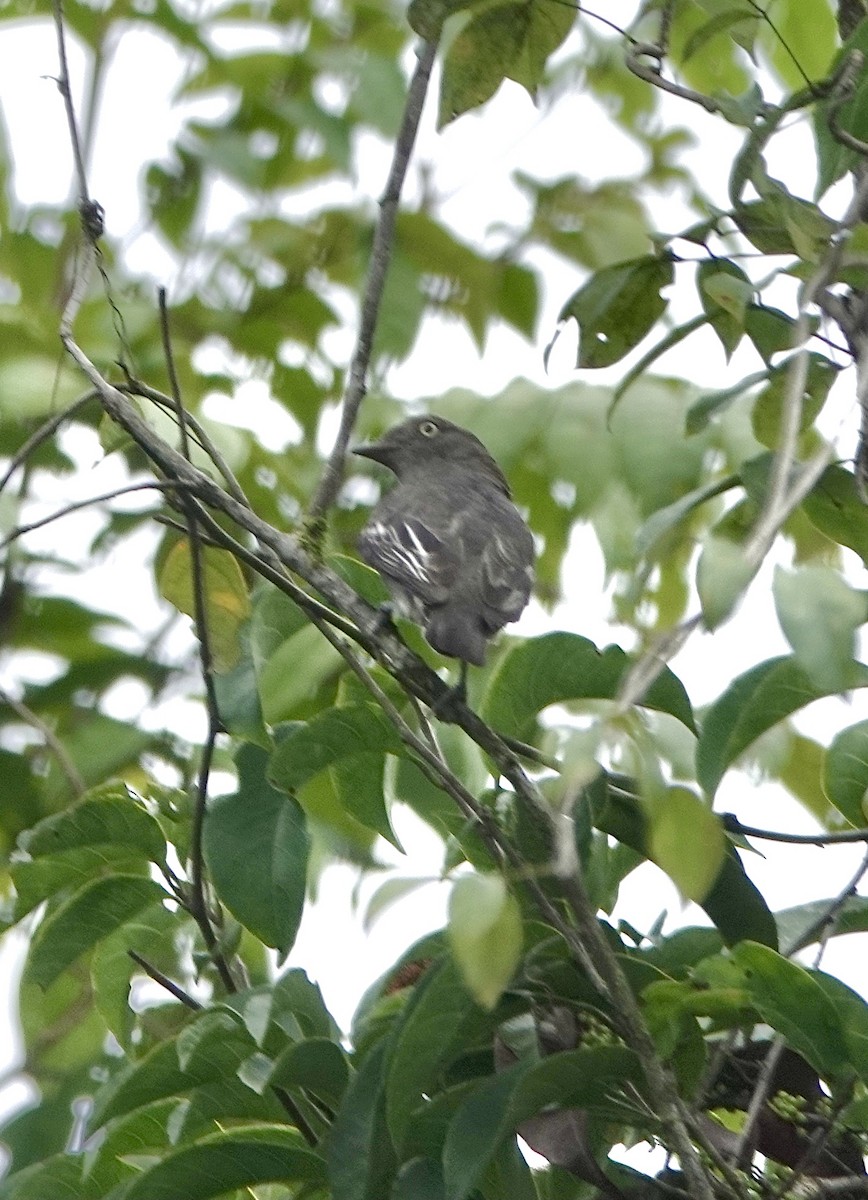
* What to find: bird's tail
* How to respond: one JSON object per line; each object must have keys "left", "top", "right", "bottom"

{"left": 425, "top": 608, "right": 487, "bottom": 666}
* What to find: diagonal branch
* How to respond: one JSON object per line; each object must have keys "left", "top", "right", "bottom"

{"left": 307, "top": 37, "right": 439, "bottom": 532}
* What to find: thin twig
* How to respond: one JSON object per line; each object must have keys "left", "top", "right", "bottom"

{"left": 626, "top": 42, "right": 723, "bottom": 115}
{"left": 0, "top": 479, "right": 200, "bottom": 553}
{"left": 0, "top": 392, "right": 98, "bottom": 495}
{"left": 51, "top": 0, "right": 90, "bottom": 206}
{"left": 781, "top": 846, "right": 868, "bottom": 958}
{"left": 307, "top": 37, "right": 439, "bottom": 532}
{"left": 127, "top": 950, "right": 202, "bottom": 1010}
{"left": 724, "top": 816, "right": 868, "bottom": 847}
{"left": 157, "top": 290, "right": 235, "bottom": 996}
{"left": 0, "top": 687, "right": 86, "bottom": 797}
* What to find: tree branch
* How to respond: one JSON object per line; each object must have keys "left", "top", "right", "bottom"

{"left": 307, "top": 36, "right": 439, "bottom": 532}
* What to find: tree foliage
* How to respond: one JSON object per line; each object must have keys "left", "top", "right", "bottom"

{"left": 4, "top": 0, "right": 868, "bottom": 1196}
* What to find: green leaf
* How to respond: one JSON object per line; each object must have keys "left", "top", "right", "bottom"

{"left": 560, "top": 255, "right": 674, "bottom": 368}
{"left": 268, "top": 704, "right": 403, "bottom": 791}
{"left": 803, "top": 464, "right": 868, "bottom": 567}
{"left": 696, "top": 258, "right": 752, "bottom": 359}
{"left": 732, "top": 942, "right": 852, "bottom": 1082}
{"left": 385, "top": 957, "right": 492, "bottom": 1148}
{"left": 757, "top": 0, "right": 836, "bottom": 91}
{"left": 744, "top": 303, "right": 797, "bottom": 364}
{"left": 773, "top": 565, "right": 868, "bottom": 693}
{"left": 90, "top": 1014, "right": 254, "bottom": 1129}
{"left": 807, "top": 970, "right": 868, "bottom": 1083}
{"left": 257, "top": 621, "right": 345, "bottom": 723}
{"left": 330, "top": 752, "right": 399, "bottom": 847}
{"left": 122, "top": 1124, "right": 327, "bottom": 1200}
{"left": 158, "top": 539, "right": 251, "bottom": 673}
{"left": 408, "top": 0, "right": 476, "bottom": 39}
{"left": 204, "top": 743, "right": 309, "bottom": 958}
{"left": 816, "top": 15, "right": 868, "bottom": 195}
{"left": 696, "top": 536, "right": 756, "bottom": 630}
{"left": 824, "top": 720, "right": 868, "bottom": 827}
{"left": 589, "top": 773, "right": 777, "bottom": 947}
{"left": 268, "top": 1037, "right": 350, "bottom": 1108}
{"left": 438, "top": 0, "right": 575, "bottom": 128}
{"left": 21, "top": 787, "right": 166, "bottom": 865}
{"left": 751, "top": 354, "right": 839, "bottom": 450}
{"left": 448, "top": 874, "right": 522, "bottom": 1011}
{"left": 777, "top": 895, "right": 868, "bottom": 954}
{"left": 481, "top": 632, "right": 696, "bottom": 740}
{"left": 327, "top": 1038, "right": 396, "bottom": 1200}
{"left": 26, "top": 875, "right": 168, "bottom": 991}
{"left": 444, "top": 1047, "right": 640, "bottom": 1200}
{"left": 636, "top": 475, "right": 737, "bottom": 560}
{"left": 91, "top": 901, "right": 179, "bottom": 1047}
{"left": 647, "top": 787, "right": 725, "bottom": 903}
{"left": 10, "top": 846, "right": 151, "bottom": 922}
{"left": 697, "top": 655, "right": 868, "bottom": 796}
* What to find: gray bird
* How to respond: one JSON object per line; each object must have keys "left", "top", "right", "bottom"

{"left": 354, "top": 416, "right": 534, "bottom": 688}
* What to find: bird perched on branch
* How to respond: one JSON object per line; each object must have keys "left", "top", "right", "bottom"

{"left": 354, "top": 415, "right": 534, "bottom": 692}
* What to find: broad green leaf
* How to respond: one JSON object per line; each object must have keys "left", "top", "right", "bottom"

{"left": 815, "top": 16, "right": 868, "bottom": 194}
{"left": 685, "top": 369, "right": 770, "bottom": 433}
{"left": 733, "top": 194, "right": 835, "bottom": 257}
{"left": 386, "top": 957, "right": 492, "bottom": 1147}
{"left": 589, "top": 772, "right": 777, "bottom": 947}
{"left": 732, "top": 942, "right": 852, "bottom": 1082}
{"left": 696, "top": 258, "right": 751, "bottom": 359}
{"left": 326, "top": 1038, "right": 396, "bottom": 1200}
{"left": 807, "top": 970, "right": 868, "bottom": 1083}
{"left": 697, "top": 656, "right": 868, "bottom": 796}
{"left": 803, "top": 464, "right": 868, "bottom": 567}
{"left": 0, "top": 1152, "right": 84, "bottom": 1200}
{"left": 750, "top": 354, "right": 838, "bottom": 450}
{"left": 204, "top": 743, "right": 309, "bottom": 958}
{"left": 21, "top": 787, "right": 166, "bottom": 865}
{"left": 408, "top": 0, "right": 477, "bottom": 39}
{"left": 443, "top": 1047, "right": 640, "bottom": 1200}
{"left": 438, "top": 0, "right": 575, "bottom": 128}
{"left": 268, "top": 1037, "right": 350, "bottom": 1108}
{"left": 90, "top": 1015, "right": 254, "bottom": 1129}
{"left": 91, "top": 901, "right": 180, "bottom": 1047}
{"left": 773, "top": 565, "right": 868, "bottom": 693}
{"left": 10, "top": 846, "right": 151, "bottom": 922}
{"left": 26, "top": 875, "right": 168, "bottom": 991}
{"left": 158, "top": 539, "right": 250, "bottom": 672}
{"left": 744, "top": 303, "right": 796, "bottom": 364}
{"left": 696, "top": 536, "right": 756, "bottom": 629}
{"left": 481, "top": 632, "right": 696, "bottom": 740}
{"left": 448, "top": 874, "right": 522, "bottom": 1011}
{"left": 122, "top": 1124, "right": 327, "bottom": 1200}
{"left": 647, "top": 787, "right": 725, "bottom": 904}
{"left": 636, "top": 475, "right": 736, "bottom": 560}
{"left": 757, "top": 0, "right": 836, "bottom": 90}
{"left": 393, "top": 1158, "right": 446, "bottom": 1200}
{"left": 330, "top": 752, "right": 398, "bottom": 847}
{"left": 560, "top": 255, "right": 673, "bottom": 368}
{"left": 824, "top": 720, "right": 868, "bottom": 827}
{"left": 257, "top": 620, "right": 345, "bottom": 723}
{"left": 268, "top": 704, "right": 403, "bottom": 791}
{"left": 776, "top": 895, "right": 868, "bottom": 955}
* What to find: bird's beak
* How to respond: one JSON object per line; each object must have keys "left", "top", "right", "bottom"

{"left": 352, "top": 439, "right": 391, "bottom": 466}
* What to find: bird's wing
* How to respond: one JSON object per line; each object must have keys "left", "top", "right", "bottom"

{"left": 480, "top": 527, "right": 534, "bottom": 626}
{"left": 358, "top": 515, "right": 459, "bottom": 604}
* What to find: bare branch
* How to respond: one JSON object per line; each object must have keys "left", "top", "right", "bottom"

{"left": 0, "top": 687, "right": 86, "bottom": 797}
{"left": 307, "top": 37, "right": 439, "bottom": 531}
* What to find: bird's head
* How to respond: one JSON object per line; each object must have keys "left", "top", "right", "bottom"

{"left": 353, "top": 416, "right": 510, "bottom": 492}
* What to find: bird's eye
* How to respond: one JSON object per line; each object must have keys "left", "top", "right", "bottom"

{"left": 419, "top": 420, "right": 439, "bottom": 437}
